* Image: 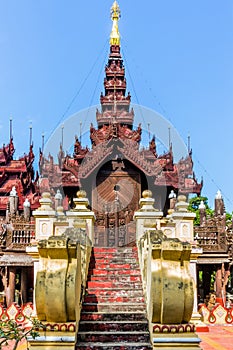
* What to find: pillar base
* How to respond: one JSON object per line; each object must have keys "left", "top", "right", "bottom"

{"left": 28, "top": 332, "right": 75, "bottom": 350}
{"left": 152, "top": 336, "right": 201, "bottom": 349}
{"left": 151, "top": 324, "right": 201, "bottom": 349}
{"left": 191, "top": 312, "right": 209, "bottom": 332}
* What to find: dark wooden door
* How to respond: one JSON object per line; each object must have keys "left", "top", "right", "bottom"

{"left": 92, "top": 160, "right": 141, "bottom": 247}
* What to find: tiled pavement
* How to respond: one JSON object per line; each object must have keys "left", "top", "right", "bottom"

{"left": 197, "top": 325, "right": 233, "bottom": 350}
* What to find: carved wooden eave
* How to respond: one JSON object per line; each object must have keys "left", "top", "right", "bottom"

{"left": 96, "top": 109, "right": 134, "bottom": 127}
{"left": 90, "top": 123, "right": 141, "bottom": 146}
{"left": 61, "top": 171, "right": 80, "bottom": 187}
{"left": 63, "top": 159, "right": 79, "bottom": 179}
{"left": 0, "top": 171, "right": 7, "bottom": 187}
{"left": 105, "top": 62, "right": 125, "bottom": 76}
{"left": 0, "top": 138, "right": 15, "bottom": 165}
{"left": 100, "top": 95, "right": 130, "bottom": 104}
{"left": 177, "top": 154, "right": 193, "bottom": 176}
{"left": 116, "top": 139, "right": 162, "bottom": 177}
{"left": 79, "top": 142, "right": 114, "bottom": 179}
{"left": 0, "top": 253, "right": 34, "bottom": 266}
{"left": 155, "top": 170, "right": 179, "bottom": 187}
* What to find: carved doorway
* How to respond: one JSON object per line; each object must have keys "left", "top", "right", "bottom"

{"left": 92, "top": 160, "right": 141, "bottom": 247}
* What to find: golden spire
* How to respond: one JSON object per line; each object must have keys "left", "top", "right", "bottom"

{"left": 110, "top": 1, "right": 121, "bottom": 46}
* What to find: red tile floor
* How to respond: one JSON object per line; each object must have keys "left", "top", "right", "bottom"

{"left": 197, "top": 325, "right": 233, "bottom": 350}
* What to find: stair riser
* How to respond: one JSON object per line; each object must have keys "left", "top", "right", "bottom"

{"left": 88, "top": 263, "right": 139, "bottom": 269}
{"left": 77, "top": 333, "right": 150, "bottom": 343}
{"left": 92, "top": 254, "right": 138, "bottom": 259}
{"left": 89, "top": 269, "right": 141, "bottom": 276}
{"left": 87, "top": 281, "right": 143, "bottom": 289}
{"left": 79, "top": 322, "right": 149, "bottom": 332}
{"left": 85, "top": 289, "right": 144, "bottom": 297}
{"left": 93, "top": 247, "right": 138, "bottom": 253}
{"left": 88, "top": 275, "right": 141, "bottom": 282}
{"left": 84, "top": 295, "right": 145, "bottom": 303}
{"left": 80, "top": 313, "right": 147, "bottom": 321}
{"left": 82, "top": 304, "right": 146, "bottom": 312}
{"left": 90, "top": 261, "right": 139, "bottom": 267}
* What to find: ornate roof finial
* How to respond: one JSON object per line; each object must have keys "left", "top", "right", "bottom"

{"left": 110, "top": 1, "right": 121, "bottom": 46}
{"left": 199, "top": 200, "right": 206, "bottom": 210}
{"left": 215, "top": 190, "right": 222, "bottom": 200}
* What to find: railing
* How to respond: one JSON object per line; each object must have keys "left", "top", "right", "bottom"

{"left": 10, "top": 222, "right": 35, "bottom": 248}
{"left": 194, "top": 230, "right": 227, "bottom": 252}
{"left": 12, "top": 229, "right": 35, "bottom": 245}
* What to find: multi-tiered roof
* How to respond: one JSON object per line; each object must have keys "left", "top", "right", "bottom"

{"left": 40, "top": 0, "right": 202, "bottom": 207}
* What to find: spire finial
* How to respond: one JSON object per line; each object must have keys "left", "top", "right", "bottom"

{"left": 110, "top": 1, "right": 121, "bottom": 46}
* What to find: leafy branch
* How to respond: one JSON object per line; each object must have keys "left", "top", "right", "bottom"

{"left": 0, "top": 317, "right": 44, "bottom": 350}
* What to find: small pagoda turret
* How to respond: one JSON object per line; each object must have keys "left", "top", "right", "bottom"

{"left": 0, "top": 138, "right": 39, "bottom": 216}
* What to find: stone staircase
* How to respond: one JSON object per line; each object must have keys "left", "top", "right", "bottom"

{"left": 76, "top": 247, "right": 152, "bottom": 350}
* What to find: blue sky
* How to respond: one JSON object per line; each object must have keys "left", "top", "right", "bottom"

{"left": 0, "top": 1, "right": 232, "bottom": 212}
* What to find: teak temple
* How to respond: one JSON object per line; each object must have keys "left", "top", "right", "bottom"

{"left": 0, "top": 2, "right": 232, "bottom": 349}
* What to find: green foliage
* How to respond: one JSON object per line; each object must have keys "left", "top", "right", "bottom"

{"left": 226, "top": 212, "right": 232, "bottom": 226}
{"left": 0, "top": 317, "right": 44, "bottom": 350}
{"left": 188, "top": 195, "right": 233, "bottom": 226}
{"left": 188, "top": 196, "right": 214, "bottom": 225}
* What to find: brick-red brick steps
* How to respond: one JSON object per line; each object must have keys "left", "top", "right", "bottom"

{"left": 76, "top": 247, "right": 152, "bottom": 350}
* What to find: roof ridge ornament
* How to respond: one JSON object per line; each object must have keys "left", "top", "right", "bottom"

{"left": 110, "top": 1, "right": 121, "bottom": 46}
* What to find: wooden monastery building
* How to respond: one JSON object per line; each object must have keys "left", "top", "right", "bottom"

{"left": 0, "top": 0, "right": 232, "bottom": 313}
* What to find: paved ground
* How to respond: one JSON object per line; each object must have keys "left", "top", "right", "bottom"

{"left": 197, "top": 325, "right": 233, "bottom": 350}
{"left": 1, "top": 339, "right": 27, "bottom": 349}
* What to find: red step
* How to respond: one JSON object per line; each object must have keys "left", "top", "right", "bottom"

{"left": 93, "top": 247, "right": 138, "bottom": 253}
{"left": 77, "top": 331, "right": 150, "bottom": 343}
{"left": 87, "top": 281, "right": 143, "bottom": 289}
{"left": 84, "top": 295, "right": 145, "bottom": 303}
{"left": 88, "top": 268, "right": 140, "bottom": 275}
{"left": 80, "top": 312, "right": 147, "bottom": 322}
{"left": 88, "top": 275, "right": 141, "bottom": 282}
{"left": 82, "top": 302, "right": 146, "bottom": 313}
{"left": 85, "top": 288, "right": 144, "bottom": 298}
{"left": 79, "top": 320, "right": 149, "bottom": 332}
{"left": 88, "top": 263, "right": 137, "bottom": 269}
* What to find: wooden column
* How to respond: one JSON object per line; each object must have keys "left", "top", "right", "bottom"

{"left": 6, "top": 266, "right": 16, "bottom": 306}
{"left": 21, "top": 268, "right": 28, "bottom": 305}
